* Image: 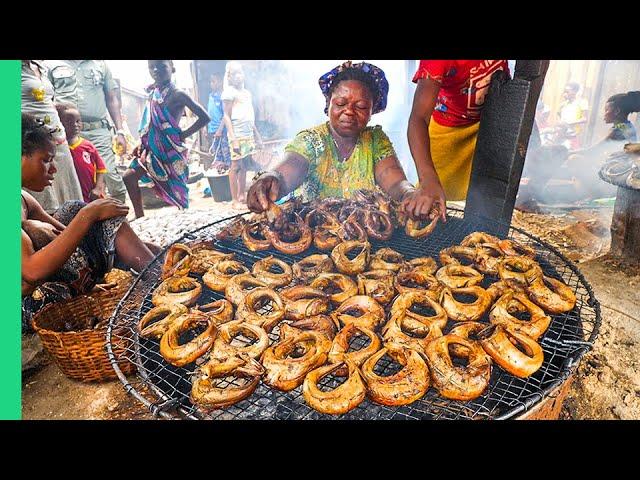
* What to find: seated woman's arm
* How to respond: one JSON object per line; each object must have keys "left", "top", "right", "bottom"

{"left": 21, "top": 197, "right": 128, "bottom": 285}
{"left": 247, "top": 151, "right": 309, "bottom": 213}
{"left": 374, "top": 155, "right": 415, "bottom": 203}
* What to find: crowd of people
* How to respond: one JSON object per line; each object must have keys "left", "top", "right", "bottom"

{"left": 21, "top": 58, "right": 639, "bottom": 337}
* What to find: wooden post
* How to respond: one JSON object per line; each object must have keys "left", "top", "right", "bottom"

{"left": 465, "top": 60, "right": 550, "bottom": 233}
{"left": 610, "top": 186, "right": 640, "bottom": 260}
{"left": 584, "top": 61, "right": 607, "bottom": 146}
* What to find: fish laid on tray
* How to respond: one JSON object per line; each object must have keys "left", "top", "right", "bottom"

{"left": 142, "top": 227, "right": 576, "bottom": 415}
{"left": 215, "top": 189, "right": 443, "bottom": 256}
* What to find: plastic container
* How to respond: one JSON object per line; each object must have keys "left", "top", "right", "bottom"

{"left": 206, "top": 173, "right": 232, "bottom": 202}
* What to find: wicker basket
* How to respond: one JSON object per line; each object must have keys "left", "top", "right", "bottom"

{"left": 31, "top": 290, "right": 136, "bottom": 383}
{"left": 90, "top": 269, "right": 134, "bottom": 320}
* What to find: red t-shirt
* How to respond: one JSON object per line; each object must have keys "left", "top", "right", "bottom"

{"left": 412, "top": 60, "right": 510, "bottom": 127}
{"left": 68, "top": 137, "right": 107, "bottom": 202}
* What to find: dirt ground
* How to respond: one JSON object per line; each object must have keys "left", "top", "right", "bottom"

{"left": 560, "top": 255, "right": 640, "bottom": 419}
{"left": 21, "top": 195, "right": 640, "bottom": 420}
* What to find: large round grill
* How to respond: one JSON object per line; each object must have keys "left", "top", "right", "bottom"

{"left": 106, "top": 207, "right": 600, "bottom": 419}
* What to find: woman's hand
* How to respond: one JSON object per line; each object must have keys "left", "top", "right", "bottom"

{"left": 246, "top": 172, "right": 281, "bottom": 213}
{"left": 83, "top": 198, "right": 129, "bottom": 222}
{"left": 400, "top": 181, "right": 447, "bottom": 222}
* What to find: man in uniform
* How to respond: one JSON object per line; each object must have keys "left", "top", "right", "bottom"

{"left": 46, "top": 60, "right": 128, "bottom": 203}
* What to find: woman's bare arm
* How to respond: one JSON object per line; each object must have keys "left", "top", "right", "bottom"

{"left": 22, "top": 216, "right": 94, "bottom": 284}
{"left": 223, "top": 100, "right": 236, "bottom": 139}
{"left": 405, "top": 77, "right": 447, "bottom": 221}
{"left": 246, "top": 151, "right": 309, "bottom": 212}
{"left": 178, "top": 91, "right": 211, "bottom": 140}
{"left": 374, "top": 155, "right": 414, "bottom": 203}
{"left": 21, "top": 198, "right": 128, "bottom": 284}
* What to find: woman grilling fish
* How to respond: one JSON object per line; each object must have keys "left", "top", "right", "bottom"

{"left": 245, "top": 61, "right": 428, "bottom": 219}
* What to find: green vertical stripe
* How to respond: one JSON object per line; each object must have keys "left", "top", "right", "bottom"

{"left": 0, "top": 60, "right": 22, "bottom": 419}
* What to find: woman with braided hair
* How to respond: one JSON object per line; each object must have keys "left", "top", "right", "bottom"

{"left": 563, "top": 91, "right": 640, "bottom": 199}
{"left": 601, "top": 91, "right": 640, "bottom": 143}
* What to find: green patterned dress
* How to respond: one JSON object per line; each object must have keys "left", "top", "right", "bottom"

{"left": 284, "top": 122, "right": 396, "bottom": 201}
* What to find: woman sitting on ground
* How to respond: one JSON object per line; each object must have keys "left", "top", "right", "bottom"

{"left": 246, "top": 61, "right": 425, "bottom": 218}
{"left": 21, "top": 113, "right": 159, "bottom": 331}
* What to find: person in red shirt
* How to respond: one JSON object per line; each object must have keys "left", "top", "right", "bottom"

{"left": 404, "top": 60, "right": 509, "bottom": 220}
{"left": 55, "top": 102, "right": 107, "bottom": 202}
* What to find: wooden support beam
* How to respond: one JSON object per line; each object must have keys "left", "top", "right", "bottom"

{"left": 610, "top": 186, "right": 640, "bottom": 260}
{"left": 465, "top": 60, "right": 549, "bottom": 233}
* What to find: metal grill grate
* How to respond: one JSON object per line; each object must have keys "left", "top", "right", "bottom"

{"left": 106, "top": 207, "right": 600, "bottom": 420}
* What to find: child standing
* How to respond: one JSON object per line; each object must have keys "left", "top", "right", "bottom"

{"left": 222, "top": 61, "right": 263, "bottom": 209}
{"left": 123, "top": 60, "right": 210, "bottom": 218}
{"left": 55, "top": 102, "right": 107, "bottom": 203}
{"left": 207, "top": 72, "right": 231, "bottom": 173}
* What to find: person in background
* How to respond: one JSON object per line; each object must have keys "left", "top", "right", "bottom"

{"left": 600, "top": 91, "right": 640, "bottom": 143}
{"left": 115, "top": 115, "right": 137, "bottom": 165}
{"left": 566, "top": 91, "right": 640, "bottom": 199}
{"left": 55, "top": 102, "right": 107, "bottom": 203}
{"left": 222, "top": 61, "right": 264, "bottom": 209}
{"left": 21, "top": 113, "right": 156, "bottom": 332}
{"left": 567, "top": 91, "right": 640, "bottom": 160}
{"left": 536, "top": 98, "right": 552, "bottom": 130}
{"left": 46, "top": 60, "right": 129, "bottom": 203}
{"left": 21, "top": 60, "right": 83, "bottom": 213}
{"left": 557, "top": 81, "right": 589, "bottom": 150}
{"left": 406, "top": 60, "right": 510, "bottom": 220}
{"left": 123, "top": 60, "right": 210, "bottom": 218}
{"left": 207, "top": 72, "right": 231, "bottom": 174}
{"left": 517, "top": 91, "right": 640, "bottom": 209}
{"left": 246, "top": 61, "right": 419, "bottom": 213}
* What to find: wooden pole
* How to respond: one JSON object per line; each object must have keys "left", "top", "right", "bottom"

{"left": 585, "top": 60, "right": 607, "bottom": 146}
{"left": 610, "top": 186, "right": 640, "bottom": 260}
{"left": 465, "top": 60, "right": 550, "bottom": 233}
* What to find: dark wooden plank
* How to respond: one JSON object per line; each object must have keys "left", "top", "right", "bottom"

{"left": 465, "top": 60, "right": 549, "bottom": 232}
{"left": 610, "top": 186, "right": 640, "bottom": 260}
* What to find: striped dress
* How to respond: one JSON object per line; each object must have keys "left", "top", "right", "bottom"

{"left": 131, "top": 83, "right": 190, "bottom": 209}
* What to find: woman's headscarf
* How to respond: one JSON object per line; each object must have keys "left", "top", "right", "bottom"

{"left": 318, "top": 60, "right": 389, "bottom": 115}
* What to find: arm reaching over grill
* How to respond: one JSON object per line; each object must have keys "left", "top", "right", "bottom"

{"left": 247, "top": 152, "right": 309, "bottom": 213}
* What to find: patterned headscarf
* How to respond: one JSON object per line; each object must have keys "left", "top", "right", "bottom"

{"left": 319, "top": 60, "right": 389, "bottom": 115}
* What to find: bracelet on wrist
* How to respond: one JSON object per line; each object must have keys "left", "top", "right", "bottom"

{"left": 400, "top": 187, "right": 416, "bottom": 201}
{"left": 252, "top": 170, "right": 283, "bottom": 183}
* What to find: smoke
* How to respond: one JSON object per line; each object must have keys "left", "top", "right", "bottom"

{"left": 518, "top": 60, "right": 640, "bottom": 208}
{"left": 519, "top": 140, "right": 622, "bottom": 207}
